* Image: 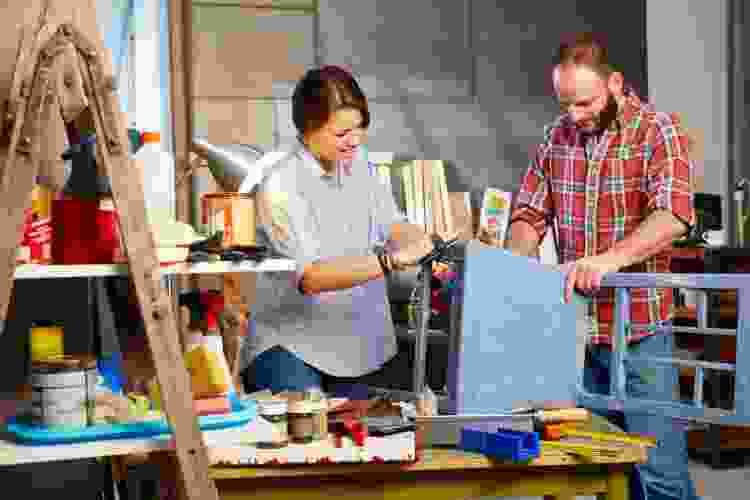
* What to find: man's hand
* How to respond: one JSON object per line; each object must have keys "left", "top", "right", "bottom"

{"left": 560, "top": 253, "right": 626, "bottom": 303}
{"left": 477, "top": 226, "right": 502, "bottom": 247}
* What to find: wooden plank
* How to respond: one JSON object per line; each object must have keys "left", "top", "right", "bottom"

{"left": 214, "top": 471, "right": 610, "bottom": 500}
{"left": 193, "top": 98, "right": 275, "bottom": 148}
{"left": 169, "top": 0, "right": 196, "bottom": 351}
{"left": 191, "top": 4, "right": 313, "bottom": 99}
{"left": 72, "top": 18, "right": 218, "bottom": 500}
{"left": 210, "top": 446, "right": 647, "bottom": 480}
{"left": 0, "top": 7, "right": 50, "bottom": 338}
{"left": 447, "top": 192, "right": 473, "bottom": 240}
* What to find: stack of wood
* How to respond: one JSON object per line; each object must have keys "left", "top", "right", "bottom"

{"left": 373, "top": 160, "right": 475, "bottom": 240}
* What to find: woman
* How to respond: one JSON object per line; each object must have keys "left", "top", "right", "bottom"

{"left": 239, "top": 66, "right": 438, "bottom": 396}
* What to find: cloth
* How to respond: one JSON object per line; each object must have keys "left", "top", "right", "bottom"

{"left": 239, "top": 140, "right": 407, "bottom": 377}
{"left": 581, "top": 324, "right": 700, "bottom": 500}
{"left": 511, "top": 88, "right": 695, "bottom": 344}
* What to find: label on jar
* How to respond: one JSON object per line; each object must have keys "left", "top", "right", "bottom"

{"left": 31, "top": 386, "right": 88, "bottom": 428}
{"left": 259, "top": 414, "right": 288, "bottom": 447}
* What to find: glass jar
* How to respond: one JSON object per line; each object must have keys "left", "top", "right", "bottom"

{"left": 257, "top": 398, "right": 289, "bottom": 449}
{"left": 287, "top": 400, "right": 316, "bottom": 444}
{"left": 304, "top": 388, "right": 328, "bottom": 441}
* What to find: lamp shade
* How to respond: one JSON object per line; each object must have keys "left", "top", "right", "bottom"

{"left": 192, "top": 137, "right": 265, "bottom": 192}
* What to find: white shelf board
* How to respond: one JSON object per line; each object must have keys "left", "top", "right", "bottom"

{"left": 0, "top": 424, "right": 251, "bottom": 466}
{"left": 13, "top": 259, "right": 296, "bottom": 280}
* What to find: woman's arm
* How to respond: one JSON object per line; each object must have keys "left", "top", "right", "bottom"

{"left": 300, "top": 255, "right": 386, "bottom": 295}
{"left": 299, "top": 223, "right": 436, "bottom": 296}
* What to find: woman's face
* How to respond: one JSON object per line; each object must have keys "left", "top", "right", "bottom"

{"left": 304, "top": 107, "right": 367, "bottom": 164}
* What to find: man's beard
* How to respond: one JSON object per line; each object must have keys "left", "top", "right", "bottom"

{"left": 588, "top": 94, "right": 619, "bottom": 132}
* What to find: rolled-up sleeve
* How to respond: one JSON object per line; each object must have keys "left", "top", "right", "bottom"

{"left": 255, "top": 173, "right": 320, "bottom": 290}
{"left": 510, "top": 146, "right": 552, "bottom": 242}
{"left": 645, "top": 112, "right": 695, "bottom": 230}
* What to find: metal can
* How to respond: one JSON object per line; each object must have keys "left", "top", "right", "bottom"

{"left": 200, "top": 193, "right": 256, "bottom": 249}
{"left": 287, "top": 400, "right": 317, "bottom": 444}
{"left": 256, "top": 398, "right": 289, "bottom": 449}
{"left": 30, "top": 355, "right": 97, "bottom": 429}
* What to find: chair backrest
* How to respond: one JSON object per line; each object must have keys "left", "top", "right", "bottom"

{"left": 447, "top": 241, "right": 749, "bottom": 425}
{"left": 579, "top": 272, "right": 749, "bottom": 425}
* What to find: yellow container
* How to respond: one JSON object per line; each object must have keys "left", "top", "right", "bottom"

{"left": 30, "top": 324, "right": 64, "bottom": 362}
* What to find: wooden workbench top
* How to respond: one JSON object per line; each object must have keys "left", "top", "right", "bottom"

{"left": 209, "top": 445, "right": 648, "bottom": 480}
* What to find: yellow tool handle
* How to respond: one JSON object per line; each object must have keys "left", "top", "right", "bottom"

{"left": 538, "top": 408, "right": 590, "bottom": 423}
{"left": 558, "top": 426, "right": 658, "bottom": 447}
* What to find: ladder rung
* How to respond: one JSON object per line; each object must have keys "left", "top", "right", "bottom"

{"left": 672, "top": 326, "right": 736, "bottom": 337}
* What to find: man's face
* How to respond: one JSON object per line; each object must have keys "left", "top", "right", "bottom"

{"left": 554, "top": 64, "right": 619, "bottom": 133}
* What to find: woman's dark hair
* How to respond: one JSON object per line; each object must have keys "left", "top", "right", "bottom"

{"left": 292, "top": 65, "right": 370, "bottom": 136}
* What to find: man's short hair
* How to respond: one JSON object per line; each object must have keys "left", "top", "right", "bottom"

{"left": 556, "top": 32, "right": 615, "bottom": 77}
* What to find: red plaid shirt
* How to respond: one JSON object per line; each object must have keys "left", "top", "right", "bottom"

{"left": 511, "top": 89, "right": 695, "bottom": 344}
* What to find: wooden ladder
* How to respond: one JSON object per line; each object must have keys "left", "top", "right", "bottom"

{"left": 0, "top": 6, "right": 219, "bottom": 500}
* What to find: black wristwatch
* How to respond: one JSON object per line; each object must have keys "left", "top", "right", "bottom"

{"left": 373, "top": 244, "right": 391, "bottom": 277}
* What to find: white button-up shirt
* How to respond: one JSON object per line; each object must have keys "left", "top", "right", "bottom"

{"left": 239, "top": 141, "right": 407, "bottom": 377}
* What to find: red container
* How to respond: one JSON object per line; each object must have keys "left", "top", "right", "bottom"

{"left": 52, "top": 197, "right": 124, "bottom": 264}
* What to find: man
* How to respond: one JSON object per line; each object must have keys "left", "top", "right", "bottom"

{"left": 505, "top": 33, "right": 698, "bottom": 500}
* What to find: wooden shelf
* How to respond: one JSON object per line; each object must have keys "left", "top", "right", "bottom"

{"left": 13, "top": 259, "right": 296, "bottom": 280}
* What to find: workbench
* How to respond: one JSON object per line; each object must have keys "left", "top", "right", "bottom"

{"left": 209, "top": 445, "right": 648, "bottom": 500}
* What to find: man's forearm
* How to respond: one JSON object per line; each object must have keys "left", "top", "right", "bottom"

{"left": 301, "top": 255, "right": 385, "bottom": 295}
{"left": 606, "top": 209, "right": 689, "bottom": 268}
{"left": 504, "top": 220, "right": 541, "bottom": 257}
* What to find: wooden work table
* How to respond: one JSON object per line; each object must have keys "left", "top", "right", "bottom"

{"left": 209, "top": 445, "right": 648, "bottom": 500}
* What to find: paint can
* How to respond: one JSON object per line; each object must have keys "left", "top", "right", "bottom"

{"left": 201, "top": 193, "right": 256, "bottom": 248}
{"left": 30, "top": 355, "right": 98, "bottom": 428}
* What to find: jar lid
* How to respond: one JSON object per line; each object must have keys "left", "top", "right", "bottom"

{"left": 31, "top": 320, "right": 59, "bottom": 328}
{"left": 32, "top": 354, "right": 96, "bottom": 372}
{"left": 258, "top": 398, "right": 288, "bottom": 416}
{"left": 287, "top": 400, "right": 315, "bottom": 414}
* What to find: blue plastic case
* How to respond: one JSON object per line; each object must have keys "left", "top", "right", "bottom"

{"left": 460, "top": 425, "right": 540, "bottom": 462}
{"left": 4, "top": 398, "right": 255, "bottom": 445}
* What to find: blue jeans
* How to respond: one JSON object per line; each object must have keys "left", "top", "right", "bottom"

{"left": 583, "top": 328, "right": 700, "bottom": 500}
{"left": 241, "top": 346, "right": 375, "bottom": 400}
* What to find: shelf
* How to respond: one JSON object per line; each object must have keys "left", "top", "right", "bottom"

{"left": 0, "top": 425, "right": 250, "bottom": 466}
{"left": 13, "top": 259, "right": 296, "bottom": 280}
{"left": 0, "top": 397, "right": 251, "bottom": 466}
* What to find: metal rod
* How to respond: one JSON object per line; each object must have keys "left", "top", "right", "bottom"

{"left": 632, "top": 356, "right": 736, "bottom": 372}
{"left": 413, "top": 261, "right": 432, "bottom": 394}
{"left": 611, "top": 287, "right": 630, "bottom": 399}
{"left": 694, "top": 367, "right": 705, "bottom": 407}
{"left": 672, "top": 326, "right": 736, "bottom": 337}
{"left": 696, "top": 289, "right": 709, "bottom": 329}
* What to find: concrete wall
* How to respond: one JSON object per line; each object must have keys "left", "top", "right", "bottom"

{"left": 191, "top": 0, "right": 648, "bottom": 209}
{"left": 647, "top": 0, "right": 729, "bottom": 243}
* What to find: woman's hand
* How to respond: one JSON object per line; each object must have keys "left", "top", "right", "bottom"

{"left": 390, "top": 232, "right": 435, "bottom": 270}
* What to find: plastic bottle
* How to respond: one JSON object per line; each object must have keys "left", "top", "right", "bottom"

{"left": 134, "top": 131, "right": 175, "bottom": 227}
